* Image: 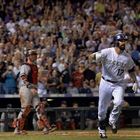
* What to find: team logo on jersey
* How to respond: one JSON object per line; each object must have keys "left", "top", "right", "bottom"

{"left": 106, "top": 59, "right": 126, "bottom": 68}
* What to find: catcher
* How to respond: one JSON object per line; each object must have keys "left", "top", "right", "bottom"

{"left": 13, "top": 49, "right": 56, "bottom": 135}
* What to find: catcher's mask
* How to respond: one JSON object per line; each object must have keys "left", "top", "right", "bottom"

{"left": 26, "top": 49, "right": 37, "bottom": 61}
{"left": 114, "top": 33, "right": 127, "bottom": 50}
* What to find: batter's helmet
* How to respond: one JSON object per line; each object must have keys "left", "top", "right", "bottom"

{"left": 114, "top": 33, "right": 127, "bottom": 46}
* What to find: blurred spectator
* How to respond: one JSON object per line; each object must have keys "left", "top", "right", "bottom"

{"left": 85, "top": 34, "right": 97, "bottom": 52}
{"left": 66, "top": 81, "right": 79, "bottom": 94}
{"left": 0, "top": 104, "right": 17, "bottom": 132}
{"left": 79, "top": 81, "right": 92, "bottom": 94}
{"left": 56, "top": 101, "right": 76, "bottom": 130}
{"left": 89, "top": 79, "right": 99, "bottom": 94}
{"left": 85, "top": 101, "right": 98, "bottom": 130}
{"left": 46, "top": 69, "right": 62, "bottom": 94}
{"left": 98, "top": 34, "right": 111, "bottom": 51}
{"left": 13, "top": 60, "right": 21, "bottom": 76}
{"left": 0, "top": 62, "right": 6, "bottom": 94}
{"left": 83, "top": 62, "right": 96, "bottom": 82}
{"left": 72, "top": 65, "right": 85, "bottom": 88}
{"left": 71, "top": 102, "right": 80, "bottom": 129}
{"left": 125, "top": 40, "right": 132, "bottom": 53}
{"left": 2, "top": 65, "right": 17, "bottom": 94}
{"left": 131, "top": 44, "right": 140, "bottom": 66}
{"left": 57, "top": 57, "right": 65, "bottom": 73}
{"left": 60, "top": 62, "right": 71, "bottom": 90}
{"left": 38, "top": 69, "right": 47, "bottom": 95}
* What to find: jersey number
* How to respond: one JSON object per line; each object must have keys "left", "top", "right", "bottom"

{"left": 117, "top": 69, "right": 124, "bottom": 76}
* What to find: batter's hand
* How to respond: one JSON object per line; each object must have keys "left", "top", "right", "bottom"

{"left": 132, "top": 81, "right": 138, "bottom": 93}
{"left": 89, "top": 53, "right": 95, "bottom": 61}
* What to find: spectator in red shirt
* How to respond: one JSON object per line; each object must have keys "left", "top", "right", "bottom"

{"left": 72, "top": 65, "right": 85, "bottom": 88}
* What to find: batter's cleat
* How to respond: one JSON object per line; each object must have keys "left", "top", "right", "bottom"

{"left": 100, "top": 133, "right": 107, "bottom": 138}
{"left": 109, "top": 122, "right": 117, "bottom": 134}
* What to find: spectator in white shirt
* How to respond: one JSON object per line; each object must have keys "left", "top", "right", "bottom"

{"left": 98, "top": 34, "right": 110, "bottom": 51}
{"left": 67, "top": 81, "right": 79, "bottom": 94}
{"left": 6, "top": 18, "right": 15, "bottom": 35}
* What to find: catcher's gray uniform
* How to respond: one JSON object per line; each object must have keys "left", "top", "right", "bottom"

{"left": 13, "top": 50, "right": 56, "bottom": 135}
{"left": 19, "top": 64, "right": 40, "bottom": 108}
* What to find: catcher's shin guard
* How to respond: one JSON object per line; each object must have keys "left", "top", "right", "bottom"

{"left": 19, "top": 117, "right": 26, "bottom": 131}
{"left": 40, "top": 115, "right": 50, "bottom": 128}
{"left": 22, "top": 105, "right": 31, "bottom": 117}
{"left": 37, "top": 119, "right": 45, "bottom": 130}
{"left": 38, "top": 103, "right": 45, "bottom": 114}
{"left": 16, "top": 106, "right": 31, "bottom": 131}
{"left": 36, "top": 103, "right": 50, "bottom": 129}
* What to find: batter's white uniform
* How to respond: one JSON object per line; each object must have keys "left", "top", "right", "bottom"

{"left": 95, "top": 48, "right": 135, "bottom": 133}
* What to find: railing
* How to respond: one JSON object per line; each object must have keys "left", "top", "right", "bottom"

{"left": 0, "top": 93, "right": 140, "bottom": 98}
{"left": 1, "top": 106, "right": 140, "bottom": 132}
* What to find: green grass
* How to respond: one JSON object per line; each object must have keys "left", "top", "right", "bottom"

{"left": 0, "top": 129, "right": 140, "bottom": 140}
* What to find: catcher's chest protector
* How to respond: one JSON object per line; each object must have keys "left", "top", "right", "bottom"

{"left": 24, "top": 63, "right": 38, "bottom": 85}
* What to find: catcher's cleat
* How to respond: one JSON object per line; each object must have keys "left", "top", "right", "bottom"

{"left": 109, "top": 122, "right": 117, "bottom": 134}
{"left": 50, "top": 124, "right": 57, "bottom": 131}
{"left": 43, "top": 124, "right": 57, "bottom": 134}
{"left": 13, "top": 128, "right": 20, "bottom": 135}
{"left": 19, "top": 130, "right": 28, "bottom": 135}
{"left": 13, "top": 128, "right": 27, "bottom": 135}
{"left": 100, "top": 133, "right": 107, "bottom": 138}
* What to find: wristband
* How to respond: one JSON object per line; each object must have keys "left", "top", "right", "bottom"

{"left": 134, "top": 81, "right": 138, "bottom": 83}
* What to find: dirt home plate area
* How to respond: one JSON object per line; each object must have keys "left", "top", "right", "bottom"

{"left": 0, "top": 129, "right": 140, "bottom": 138}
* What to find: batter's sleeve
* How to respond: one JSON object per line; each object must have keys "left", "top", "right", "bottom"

{"left": 95, "top": 48, "right": 108, "bottom": 61}
{"left": 126, "top": 57, "right": 135, "bottom": 70}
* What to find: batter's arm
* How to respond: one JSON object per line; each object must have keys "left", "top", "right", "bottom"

{"left": 89, "top": 52, "right": 103, "bottom": 62}
{"left": 128, "top": 67, "right": 137, "bottom": 82}
{"left": 128, "top": 67, "right": 138, "bottom": 93}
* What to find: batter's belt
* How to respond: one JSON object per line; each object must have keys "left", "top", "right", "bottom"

{"left": 102, "top": 76, "right": 118, "bottom": 83}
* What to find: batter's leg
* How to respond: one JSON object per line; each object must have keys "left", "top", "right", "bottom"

{"left": 98, "top": 79, "right": 112, "bottom": 138}
{"left": 109, "top": 86, "right": 124, "bottom": 134}
{"left": 109, "top": 86, "right": 124, "bottom": 124}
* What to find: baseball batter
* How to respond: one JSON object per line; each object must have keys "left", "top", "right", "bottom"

{"left": 89, "top": 33, "right": 138, "bottom": 138}
{"left": 13, "top": 49, "right": 56, "bottom": 135}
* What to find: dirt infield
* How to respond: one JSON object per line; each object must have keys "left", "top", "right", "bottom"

{"left": 0, "top": 129, "right": 140, "bottom": 137}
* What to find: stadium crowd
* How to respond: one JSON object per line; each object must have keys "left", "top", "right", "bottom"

{"left": 0, "top": 0, "right": 140, "bottom": 95}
